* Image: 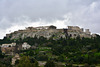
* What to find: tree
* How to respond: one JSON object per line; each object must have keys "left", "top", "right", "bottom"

{"left": 17, "top": 56, "right": 38, "bottom": 67}
{"left": 58, "top": 54, "right": 66, "bottom": 62}
{"left": 44, "top": 60, "right": 55, "bottom": 67}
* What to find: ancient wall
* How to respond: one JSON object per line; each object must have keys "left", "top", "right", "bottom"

{"left": 5, "top": 25, "right": 96, "bottom": 39}
{"left": 67, "top": 26, "right": 93, "bottom": 38}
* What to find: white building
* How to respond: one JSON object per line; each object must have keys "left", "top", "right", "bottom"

{"left": 1, "top": 43, "right": 16, "bottom": 47}
{"left": 22, "top": 42, "right": 31, "bottom": 50}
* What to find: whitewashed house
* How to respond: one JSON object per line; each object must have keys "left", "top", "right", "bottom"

{"left": 22, "top": 42, "right": 31, "bottom": 50}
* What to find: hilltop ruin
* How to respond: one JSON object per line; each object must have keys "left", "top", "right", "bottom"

{"left": 6, "top": 25, "right": 96, "bottom": 39}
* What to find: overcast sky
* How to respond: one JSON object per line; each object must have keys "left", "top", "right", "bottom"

{"left": 0, "top": 0, "right": 100, "bottom": 39}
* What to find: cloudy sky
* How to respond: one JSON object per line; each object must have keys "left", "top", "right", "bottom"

{"left": 0, "top": 0, "right": 100, "bottom": 39}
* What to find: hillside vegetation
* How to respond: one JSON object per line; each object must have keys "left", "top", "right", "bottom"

{"left": 0, "top": 35, "right": 100, "bottom": 67}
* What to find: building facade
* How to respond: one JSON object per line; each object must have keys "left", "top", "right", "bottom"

{"left": 22, "top": 42, "right": 31, "bottom": 50}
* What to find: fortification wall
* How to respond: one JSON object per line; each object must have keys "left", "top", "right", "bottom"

{"left": 5, "top": 25, "right": 96, "bottom": 39}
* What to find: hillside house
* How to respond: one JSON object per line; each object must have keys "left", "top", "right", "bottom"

{"left": 22, "top": 42, "right": 31, "bottom": 50}
{"left": 1, "top": 43, "right": 17, "bottom": 55}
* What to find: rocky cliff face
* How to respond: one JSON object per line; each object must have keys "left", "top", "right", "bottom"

{"left": 6, "top": 25, "right": 96, "bottom": 40}
{"left": 6, "top": 25, "right": 66, "bottom": 40}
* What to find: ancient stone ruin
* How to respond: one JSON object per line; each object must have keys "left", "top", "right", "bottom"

{"left": 6, "top": 25, "right": 96, "bottom": 39}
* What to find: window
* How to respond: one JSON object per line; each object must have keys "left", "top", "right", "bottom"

{"left": 70, "top": 34, "right": 72, "bottom": 37}
{"left": 74, "top": 34, "right": 76, "bottom": 36}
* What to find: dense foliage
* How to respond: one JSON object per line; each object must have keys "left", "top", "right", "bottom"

{"left": 16, "top": 56, "right": 39, "bottom": 67}
{"left": 0, "top": 35, "right": 100, "bottom": 66}
{"left": 44, "top": 60, "right": 55, "bottom": 67}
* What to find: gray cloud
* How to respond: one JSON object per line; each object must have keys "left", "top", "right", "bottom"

{"left": 0, "top": 0, "right": 100, "bottom": 38}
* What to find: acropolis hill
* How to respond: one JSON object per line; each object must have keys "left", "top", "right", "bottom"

{"left": 6, "top": 25, "right": 96, "bottom": 39}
